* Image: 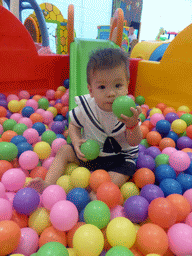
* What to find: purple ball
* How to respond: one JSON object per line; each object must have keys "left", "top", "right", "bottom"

{"left": 165, "top": 112, "right": 179, "bottom": 123}
{"left": 0, "top": 93, "right": 6, "bottom": 100}
{"left": 124, "top": 195, "right": 149, "bottom": 223}
{"left": 62, "top": 119, "right": 68, "bottom": 127}
{"left": 136, "top": 154, "right": 156, "bottom": 171}
{"left": 51, "top": 121, "right": 65, "bottom": 134}
{"left": 140, "top": 184, "right": 165, "bottom": 203}
{"left": 145, "top": 146, "right": 161, "bottom": 159}
{"left": 0, "top": 99, "right": 8, "bottom": 108}
{"left": 147, "top": 109, "right": 151, "bottom": 116}
{"left": 151, "top": 127, "right": 157, "bottom": 131}
{"left": 6, "top": 110, "right": 12, "bottom": 119}
{"left": 177, "top": 136, "right": 192, "bottom": 150}
{"left": 100, "top": 251, "right": 107, "bottom": 256}
{"left": 55, "top": 99, "right": 62, "bottom": 104}
{"left": 13, "top": 188, "right": 40, "bottom": 215}
{"left": 139, "top": 144, "right": 147, "bottom": 154}
{"left": 187, "top": 152, "right": 192, "bottom": 161}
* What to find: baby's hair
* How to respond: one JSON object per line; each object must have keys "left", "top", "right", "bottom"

{"left": 87, "top": 48, "right": 130, "bottom": 85}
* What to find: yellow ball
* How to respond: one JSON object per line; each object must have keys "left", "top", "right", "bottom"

{"left": 67, "top": 248, "right": 78, "bottom": 256}
{"left": 120, "top": 182, "right": 140, "bottom": 200}
{"left": 177, "top": 105, "right": 190, "bottom": 113}
{"left": 57, "top": 86, "right": 66, "bottom": 92}
{"left": 8, "top": 100, "right": 21, "bottom": 113}
{"left": 171, "top": 119, "right": 187, "bottom": 134}
{"left": 19, "top": 99, "right": 27, "bottom": 109}
{"left": 28, "top": 207, "right": 51, "bottom": 235}
{"left": 65, "top": 163, "right": 79, "bottom": 176}
{"left": 56, "top": 175, "right": 74, "bottom": 193}
{"left": 149, "top": 108, "right": 162, "bottom": 117}
{"left": 71, "top": 167, "right": 91, "bottom": 188}
{"left": 24, "top": 177, "right": 32, "bottom": 187}
{"left": 47, "top": 107, "right": 57, "bottom": 117}
{"left": 44, "top": 124, "right": 49, "bottom": 129}
{"left": 73, "top": 224, "right": 104, "bottom": 256}
{"left": 106, "top": 217, "right": 136, "bottom": 248}
{"left": 33, "top": 141, "right": 51, "bottom": 159}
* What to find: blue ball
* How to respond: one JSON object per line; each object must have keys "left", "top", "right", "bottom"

{"left": 22, "top": 106, "right": 35, "bottom": 117}
{"left": 56, "top": 134, "right": 65, "bottom": 139}
{"left": 79, "top": 208, "right": 85, "bottom": 222}
{"left": 155, "top": 164, "right": 176, "bottom": 183}
{"left": 66, "top": 188, "right": 91, "bottom": 212}
{"left": 54, "top": 114, "right": 65, "bottom": 122}
{"left": 156, "top": 120, "right": 171, "bottom": 135}
{"left": 185, "top": 161, "right": 192, "bottom": 175}
{"left": 32, "top": 122, "right": 46, "bottom": 136}
{"left": 17, "top": 142, "right": 33, "bottom": 157}
{"left": 176, "top": 173, "right": 192, "bottom": 192}
{"left": 64, "top": 79, "right": 69, "bottom": 89}
{"left": 166, "top": 131, "right": 179, "bottom": 143}
{"left": 11, "top": 135, "right": 27, "bottom": 145}
{"left": 159, "top": 178, "right": 183, "bottom": 196}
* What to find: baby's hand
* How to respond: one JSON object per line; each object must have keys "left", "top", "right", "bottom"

{"left": 26, "top": 177, "right": 47, "bottom": 194}
{"left": 118, "top": 106, "right": 142, "bottom": 128}
{"left": 74, "top": 139, "right": 88, "bottom": 162}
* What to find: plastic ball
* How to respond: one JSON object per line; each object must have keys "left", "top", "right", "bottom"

{"left": 150, "top": 113, "right": 165, "bottom": 126}
{"left": 42, "top": 156, "right": 54, "bottom": 170}
{"left": 1, "top": 168, "right": 26, "bottom": 192}
{"left": 51, "top": 138, "right": 67, "bottom": 154}
{"left": 146, "top": 131, "right": 162, "bottom": 146}
{"left": 110, "top": 205, "right": 126, "bottom": 220}
{"left": 106, "top": 246, "right": 134, "bottom": 256}
{"left": 11, "top": 135, "right": 27, "bottom": 145}
{"left": 17, "top": 142, "right": 33, "bottom": 157}
{"left": 120, "top": 182, "right": 140, "bottom": 201}
{"left": 18, "top": 117, "right": 33, "bottom": 128}
{"left": 8, "top": 100, "right": 21, "bottom": 112}
{"left": 67, "top": 188, "right": 90, "bottom": 212}
{"left": 112, "top": 95, "right": 136, "bottom": 118}
{"left": 0, "top": 99, "right": 8, "bottom": 108}
{"left": 0, "top": 142, "right": 18, "bottom": 161}
{"left": 145, "top": 146, "right": 161, "bottom": 159}
{"left": 155, "top": 164, "right": 176, "bottom": 183}
{"left": 156, "top": 119, "right": 171, "bottom": 135}
{"left": 73, "top": 224, "right": 104, "bottom": 256}
{"left": 155, "top": 154, "right": 169, "bottom": 167}
{"left": 71, "top": 167, "right": 91, "bottom": 188}
{"left": 150, "top": 108, "right": 162, "bottom": 117}
{"left": 23, "top": 128, "right": 39, "bottom": 144}
{"left": 1, "top": 130, "right": 18, "bottom": 142}
{"left": 124, "top": 195, "right": 149, "bottom": 223}
{"left": 0, "top": 106, "right": 7, "bottom": 117}
{"left": 46, "top": 89, "right": 55, "bottom": 100}
{"left": 183, "top": 189, "right": 192, "bottom": 211}
{"left": 80, "top": 139, "right": 100, "bottom": 160}
{"left": 13, "top": 123, "right": 28, "bottom": 135}
{"left": 169, "top": 150, "right": 190, "bottom": 172}
{"left": 65, "top": 163, "right": 79, "bottom": 176}
{"left": 180, "top": 113, "right": 192, "bottom": 126}
{"left": 89, "top": 169, "right": 111, "bottom": 192}
{"left": 43, "top": 111, "right": 54, "bottom": 124}
{"left": 162, "top": 146, "right": 177, "bottom": 156}
{"left": 135, "top": 95, "right": 145, "bottom": 105}
{"left": 177, "top": 136, "right": 192, "bottom": 150}
{"left": 3, "top": 119, "right": 17, "bottom": 131}
{"left": 133, "top": 168, "right": 155, "bottom": 188}
{"left": 41, "top": 130, "right": 57, "bottom": 145}
{"left": 38, "top": 98, "right": 49, "bottom": 110}
{"left": 19, "top": 151, "right": 39, "bottom": 170}
{"left": 32, "top": 122, "right": 46, "bottom": 136}
{"left": 30, "top": 166, "right": 48, "bottom": 180}
{"left": 22, "top": 106, "right": 35, "bottom": 117}
{"left": 50, "top": 200, "right": 78, "bottom": 231}
{"left": 51, "top": 121, "right": 65, "bottom": 134}
{"left": 67, "top": 222, "right": 85, "bottom": 248}
{"left": 140, "top": 184, "right": 164, "bottom": 203}
{"left": 136, "top": 154, "right": 156, "bottom": 171}
{"left": 171, "top": 119, "right": 187, "bottom": 134}
{"left": 176, "top": 173, "right": 192, "bottom": 192}
{"left": 63, "top": 79, "right": 69, "bottom": 89}
{"left": 56, "top": 175, "right": 73, "bottom": 193}
{"left": 159, "top": 178, "right": 182, "bottom": 196}
{"left": 33, "top": 142, "right": 51, "bottom": 160}
{"left": 37, "top": 241, "right": 68, "bottom": 256}
{"left": 0, "top": 198, "right": 12, "bottom": 221}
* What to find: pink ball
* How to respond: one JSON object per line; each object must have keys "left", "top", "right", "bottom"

{"left": 0, "top": 124, "right": 3, "bottom": 135}
{"left": 13, "top": 227, "right": 39, "bottom": 256}
{"left": 18, "top": 117, "right": 33, "bottom": 128}
{"left": 42, "top": 185, "right": 66, "bottom": 210}
{"left": 10, "top": 113, "right": 22, "bottom": 122}
{"left": 0, "top": 182, "right": 5, "bottom": 198}
{"left": 1, "top": 168, "right": 26, "bottom": 191}
{"left": 23, "top": 128, "right": 39, "bottom": 144}
{"left": 18, "top": 90, "right": 30, "bottom": 100}
{"left": 26, "top": 99, "right": 38, "bottom": 111}
{"left": 168, "top": 223, "right": 192, "bottom": 256}
{"left": 35, "top": 108, "right": 45, "bottom": 116}
{"left": 42, "top": 111, "right": 54, "bottom": 124}
{"left": 21, "top": 168, "right": 30, "bottom": 177}
{"left": 46, "top": 89, "right": 55, "bottom": 100}
{"left": 51, "top": 138, "right": 67, "bottom": 154}
{"left": 110, "top": 205, "right": 126, "bottom": 220}
{"left": 141, "top": 104, "right": 149, "bottom": 111}
{"left": 128, "top": 94, "right": 135, "bottom": 101}
{"left": 150, "top": 113, "right": 165, "bottom": 126}
{"left": 19, "top": 151, "right": 39, "bottom": 170}
{"left": 183, "top": 189, "right": 192, "bottom": 211}
{"left": 50, "top": 200, "right": 78, "bottom": 231}
{"left": 162, "top": 147, "right": 177, "bottom": 156}
{"left": 61, "top": 93, "right": 69, "bottom": 106}
{"left": 169, "top": 150, "right": 191, "bottom": 172}
{"left": 5, "top": 192, "right": 16, "bottom": 205}
{"left": 42, "top": 157, "right": 55, "bottom": 170}
{"left": 0, "top": 198, "right": 12, "bottom": 221}
{"left": 185, "top": 212, "right": 192, "bottom": 227}
{"left": 7, "top": 94, "right": 19, "bottom": 102}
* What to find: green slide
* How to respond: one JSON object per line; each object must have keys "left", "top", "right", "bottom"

{"left": 69, "top": 38, "right": 119, "bottom": 111}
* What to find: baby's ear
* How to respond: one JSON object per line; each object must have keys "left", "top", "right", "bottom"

{"left": 88, "top": 84, "right": 93, "bottom": 97}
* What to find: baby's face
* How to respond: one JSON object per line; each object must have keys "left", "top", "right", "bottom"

{"left": 88, "top": 64, "right": 129, "bottom": 112}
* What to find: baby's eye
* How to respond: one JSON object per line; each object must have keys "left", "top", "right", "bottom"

{"left": 116, "top": 83, "right": 122, "bottom": 88}
{"left": 98, "top": 85, "right": 105, "bottom": 89}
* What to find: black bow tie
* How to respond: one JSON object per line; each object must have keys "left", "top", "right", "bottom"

{"left": 103, "top": 136, "right": 122, "bottom": 153}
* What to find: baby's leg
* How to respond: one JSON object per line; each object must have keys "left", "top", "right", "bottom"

{"left": 108, "top": 171, "right": 129, "bottom": 187}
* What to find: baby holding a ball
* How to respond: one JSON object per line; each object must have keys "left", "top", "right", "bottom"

{"left": 27, "top": 48, "right": 142, "bottom": 195}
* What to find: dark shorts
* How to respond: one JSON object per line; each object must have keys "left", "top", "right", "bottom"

{"left": 70, "top": 143, "right": 137, "bottom": 176}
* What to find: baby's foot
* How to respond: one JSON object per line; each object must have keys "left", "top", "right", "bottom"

{"left": 26, "top": 177, "right": 47, "bottom": 194}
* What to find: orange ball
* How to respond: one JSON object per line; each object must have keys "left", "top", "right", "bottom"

{"left": 148, "top": 197, "right": 177, "bottom": 228}
{"left": 142, "top": 120, "right": 155, "bottom": 131}
{"left": 96, "top": 181, "right": 121, "bottom": 208}
{"left": 159, "top": 137, "right": 176, "bottom": 151}
{"left": 89, "top": 169, "right": 112, "bottom": 192}
{"left": 182, "top": 148, "right": 192, "bottom": 153}
{"left": 156, "top": 102, "right": 167, "bottom": 112}
{"left": 54, "top": 103, "right": 63, "bottom": 114}
{"left": 33, "top": 95, "right": 42, "bottom": 101}
{"left": 136, "top": 223, "right": 169, "bottom": 255}
{"left": 10, "top": 158, "right": 20, "bottom": 168}
{"left": 61, "top": 106, "right": 69, "bottom": 117}
{"left": 0, "top": 117, "right": 8, "bottom": 125}
{"left": 30, "top": 113, "right": 43, "bottom": 123}
{"left": 133, "top": 168, "right": 155, "bottom": 188}
{"left": 163, "top": 107, "right": 176, "bottom": 116}
{"left": 39, "top": 226, "right": 67, "bottom": 248}
{"left": 11, "top": 209, "right": 28, "bottom": 229}
{"left": 0, "top": 160, "right": 13, "bottom": 180}
{"left": 63, "top": 129, "right": 68, "bottom": 139}
{"left": 130, "top": 245, "right": 144, "bottom": 256}
{"left": 67, "top": 222, "right": 85, "bottom": 248}
{"left": 167, "top": 194, "right": 191, "bottom": 223}
{"left": 1, "top": 130, "right": 18, "bottom": 142}
{"left": 140, "top": 125, "right": 149, "bottom": 139}
{"left": 146, "top": 131, "right": 162, "bottom": 146}
{"left": 186, "top": 125, "right": 192, "bottom": 139}
{"left": 0, "top": 220, "right": 21, "bottom": 255}
{"left": 0, "top": 106, "right": 7, "bottom": 117}
{"left": 55, "top": 90, "right": 65, "bottom": 99}
{"left": 30, "top": 166, "right": 48, "bottom": 180}
{"left": 176, "top": 111, "right": 186, "bottom": 118}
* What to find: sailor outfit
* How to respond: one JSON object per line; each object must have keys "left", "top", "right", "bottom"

{"left": 69, "top": 94, "right": 140, "bottom": 176}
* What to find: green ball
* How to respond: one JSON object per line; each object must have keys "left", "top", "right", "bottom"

{"left": 155, "top": 154, "right": 169, "bottom": 167}
{"left": 179, "top": 131, "right": 187, "bottom": 137}
{"left": 37, "top": 242, "right": 68, "bottom": 256}
{"left": 139, "top": 113, "right": 146, "bottom": 122}
{"left": 3, "top": 119, "right": 17, "bottom": 131}
{"left": 13, "top": 123, "right": 28, "bottom": 135}
{"left": 112, "top": 95, "right": 136, "bottom": 118}
{"left": 38, "top": 98, "right": 49, "bottom": 110}
{"left": 140, "top": 139, "right": 150, "bottom": 148}
{"left": 80, "top": 139, "right": 100, "bottom": 160}
{"left": 0, "top": 142, "right": 18, "bottom": 161}
{"left": 41, "top": 130, "right": 57, "bottom": 145}
{"left": 180, "top": 113, "right": 192, "bottom": 126}
{"left": 135, "top": 95, "right": 145, "bottom": 105}
{"left": 84, "top": 200, "right": 110, "bottom": 229}
{"left": 106, "top": 245, "right": 134, "bottom": 256}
